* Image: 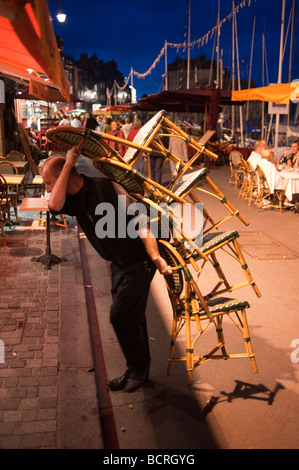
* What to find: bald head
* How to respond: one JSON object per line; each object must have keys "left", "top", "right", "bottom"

{"left": 41, "top": 156, "right": 83, "bottom": 194}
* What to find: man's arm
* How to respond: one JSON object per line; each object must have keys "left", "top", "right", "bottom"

{"left": 138, "top": 225, "right": 172, "bottom": 275}
{"left": 48, "top": 147, "right": 79, "bottom": 212}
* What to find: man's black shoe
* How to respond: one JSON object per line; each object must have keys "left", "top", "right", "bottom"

{"left": 123, "top": 370, "right": 149, "bottom": 393}
{"left": 107, "top": 369, "right": 130, "bottom": 391}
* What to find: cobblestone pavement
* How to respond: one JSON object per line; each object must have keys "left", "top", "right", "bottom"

{"left": 0, "top": 213, "right": 101, "bottom": 449}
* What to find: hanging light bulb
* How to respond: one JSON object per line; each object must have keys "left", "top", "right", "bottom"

{"left": 56, "top": 9, "right": 66, "bottom": 23}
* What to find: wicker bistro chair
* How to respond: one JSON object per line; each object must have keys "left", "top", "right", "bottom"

{"left": 240, "top": 161, "right": 259, "bottom": 207}
{"left": 238, "top": 157, "right": 253, "bottom": 201}
{"left": 255, "top": 165, "right": 285, "bottom": 213}
{"left": 0, "top": 174, "right": 13, "bottom": 234}
{"left": 228, "top": 150, "right": 245, "bottom": 188}
{"left": 158, "top": 239, "right": 258, "bottom": 389}
{"left": 167, "top": 167, "right": 249, "bottom": 234}
{"left": 121, "top": 111, "right": 219, "bottom": 179}
{"left": 6, "top": 151, "right": 25, "bottom": 162}
{"left": 132, "top": 186, "right": 261, "bottom": 301}
{"left": 0, "top": 160, "right": 19, "bottom": 224}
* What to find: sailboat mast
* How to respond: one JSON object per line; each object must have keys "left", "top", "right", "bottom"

{"left": 216, "top": 0, "right": 220, "bottom": 88}
{"left": 187, "top": 0, "right": 191, "bottom": 89}
{"left": 232, "top": 0, "right": 235, "bottom": 141}
{"left": 274, "top": 0, "right": 286, "bottom": 156}
{"left": 246, "top": 16, "right": 256, "bottom": 124}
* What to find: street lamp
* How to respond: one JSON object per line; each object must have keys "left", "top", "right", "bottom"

{"left": 56, "top": 9, "right": 66, "bottom": 23}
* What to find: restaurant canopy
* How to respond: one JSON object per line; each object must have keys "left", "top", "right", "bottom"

{"left": 0, "top": 0, "right": 70, "bottom": 102}
{"left": 231, "top": 82, "right": 299, "bottom": 104}
{"left": 94, "top": 104, "right": 133, "bottom": 115}
{"left": 137, "top": 87, "right": 241, "bottom": 131}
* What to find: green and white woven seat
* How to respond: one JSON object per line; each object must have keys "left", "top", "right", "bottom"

{"left": 123, "top": 110, "right": 167, "bottom": 165}
{"left": 200, "top": 230, "right": 239, "bottom": 253}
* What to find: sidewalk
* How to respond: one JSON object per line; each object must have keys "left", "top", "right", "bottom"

{"left": 1, "top": 162, "right": 299, "bottom": 450}
{"left": 0, "top": 214, "right": 102, "bottom": 449}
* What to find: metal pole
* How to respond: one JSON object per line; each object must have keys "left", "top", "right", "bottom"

{"left": 287, "top": 0, "right": 295, "bottom": 142}
{"left": 246, "top": 16, "right": 256, "bottom": 129}
{"left": 275, "top": 0, "right": 286, "bottom": 156}
{"left": 165, "top": 40, "right": 168, "bottom": 91}
{"left": 216, "top": 0, "right": 220, "bottom": 88}
{"left": 231, "top": 0, "right": 235, "bottom": 141}
{"left": 235, "top": 12, "right": 244, "bottom": 146}
{"left": 187, "top": 0, "right": 191, "bottom": 89}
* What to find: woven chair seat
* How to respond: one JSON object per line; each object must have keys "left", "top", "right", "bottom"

{"left": 46, "top": 127, "right": 110, "bottom": 159}
{"left": 93, "top": 160, "right": 146, "bottom": 195}
{"left": 200, "top": 230, "right": 239, "bottom": 252}
{"left": 169, "top": 168, "right": 209, "bottom": 201}
{"left": 179, "top": 297, "right": 250, "bottom": 319}
{"left": 187, "top": 230, "right": 239, "bottom": 258}
{"left": 123, "top": 110, "right": 167, "bottom": 164}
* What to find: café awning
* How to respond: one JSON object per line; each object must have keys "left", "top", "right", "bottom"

{"left": 0, "top": 0, "right": 70, "bottom": 102}
{"left": 231, "top": 82, "right": 299, "bottom": 104}
{"left": 137, "top": 87, "right": 236, "bottom": 112}
{"left": 94, "top": 104, "right": 133, "bottom": 115}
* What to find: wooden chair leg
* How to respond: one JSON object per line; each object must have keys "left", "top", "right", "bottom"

{"left": 240, "top": 308, "right": 258, "bottom": 373}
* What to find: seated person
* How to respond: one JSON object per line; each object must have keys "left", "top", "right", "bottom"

{"left": 247, "top": 139, "right": 266, "bottom": 170}
{"left": 259, "top": 148, "right": 294, "bottom": 207}
{"left": 281, "top": 141, "right": 299, "bottom": 167}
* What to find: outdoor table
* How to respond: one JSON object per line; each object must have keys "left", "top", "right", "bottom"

{"left": 1, "top": 174, "right": 24, "bottom": 185}
{"left": 32, "top": 175, "right": 43, "bottom": 185}
{"left": 18, "top": 197, "right": 66, "bottom": 270}
{"left": 280, "top": 170, "right": 299, "bottom": 201}
{"left": 1, "top": 173, "right": 25, "bottom": 201}
{"left": 12, "top": 161, "right": 29, "bottom": 173}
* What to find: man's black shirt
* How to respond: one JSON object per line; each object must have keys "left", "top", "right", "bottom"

{"left": 52, "top": 175, "right": 150, "bottom": 265}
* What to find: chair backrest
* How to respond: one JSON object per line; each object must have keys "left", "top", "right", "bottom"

{"left": 198, "top": 129, "right": 216, "bottom": 146}
{"left": 0, "top": 174, "right": 9, "bottom": 202}
{"left": 6, "top": 151, "right": 25, "bottom": 162}
{"left": 46, "top": 127, "right": 111, "bottom": 160}
{"left": 229, "top": 150, "right": 243, "bottom": 167}
{"left": 255, "top": 164, "right": 271, "bottom": 194}
{"left": 0, "top": 161, "right": 18, "bottom": 174}
{"left": 93, "top": 159, "right": 145, "bottom": 196}
{"left": 169, "top": 168, "right": 209, "bottom": 201}
{"left": 158, "top": 240, "right": 184, "bottom": 297}
{"left": 123, "top": 110, "right": 167, "bottom": 164}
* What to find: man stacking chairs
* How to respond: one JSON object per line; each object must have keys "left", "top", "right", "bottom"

{"left": 45, "top": 110, "right": 261, "bottom": 388}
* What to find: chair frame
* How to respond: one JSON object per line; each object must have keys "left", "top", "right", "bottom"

{"left": 0, "top": 174, "right": 12, "bottom": 233}
{"left": 228, "top": 150, "right": 245, "bottom": 188}
{"left": 255, "top": 165, "right": 285, "bottom": 213}
{"left": 159, "top": 239, "right": 258, "bottom": 389}
{"left": 0, "top": 160, "right": 19, "bottom": 224}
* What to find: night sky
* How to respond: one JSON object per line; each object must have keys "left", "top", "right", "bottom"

{"left": 48, "top": 0, "right": 299, "bottom": 99}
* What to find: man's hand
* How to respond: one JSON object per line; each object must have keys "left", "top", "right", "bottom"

{"left": 65, "top": 146, "right": 81, "bottom": 167}
{"left": 153, "top": 256, "right": 173, "bottom": 275}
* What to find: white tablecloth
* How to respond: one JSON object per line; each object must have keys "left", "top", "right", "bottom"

{"left": 280, "top": 171, "right": 299, "bottom": 201}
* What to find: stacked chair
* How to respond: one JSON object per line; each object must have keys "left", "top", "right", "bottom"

{"left": 46, "top": 110, "right": 261, "bottom": 389}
